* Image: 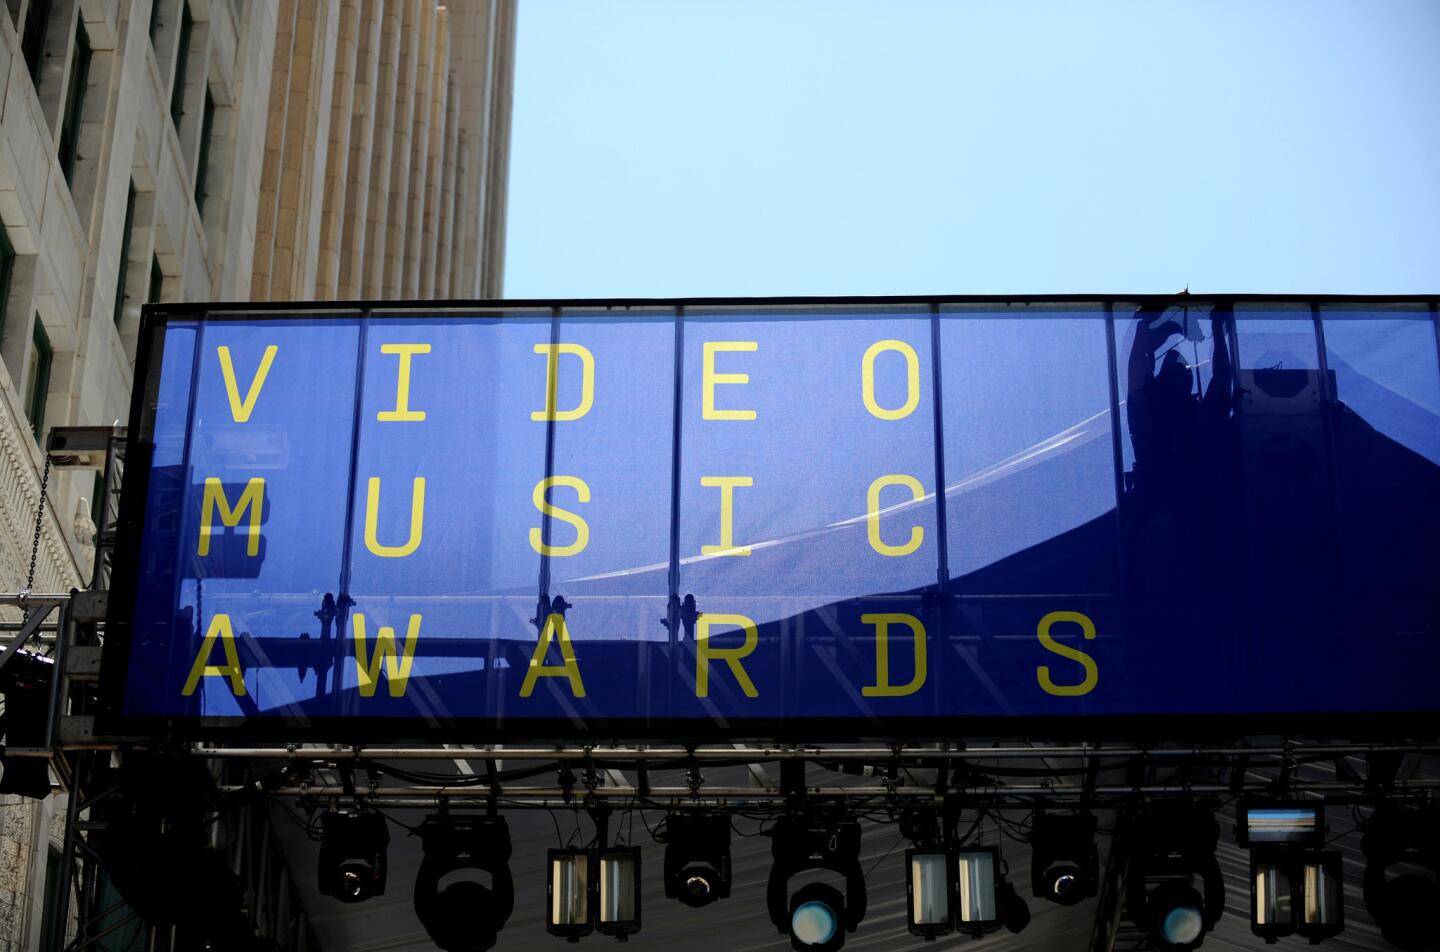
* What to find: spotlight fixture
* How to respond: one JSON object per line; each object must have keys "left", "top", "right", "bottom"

{"left": 1362, "top": 806, "right": 1440, "bottom": 952}
{"left": 662, "top": 812, "right": 732, "bottom": 908}
{"left": 1296, "top": 851, "right": 1343, "bottom": 942}
{"left": 1238, "top": 802, "right": 1326, "bottom": 943}
{"left": 1124, "top": 802, "right": 1225, "bottom": 951}
{"left": 414, "top": 815, "right": 514, "bottom": 952}
{"left": 953, "top": 846, "right": 1030, "bottom": 936}
{"left": 597, "top": 847, "right": 642, "bottom": 939}
{"left": 317, "top": 811, "right": 389, "bottom": 903}
{"left": 1031, "top": 812, "right": 1099, "bottom": 907}
{"left": 0, "top": 653, "right": 53, "bottom": 800}
{"left": 905, "top": 847, "right": 954, "bottom": 938}
{"left": 766, "top": 814, "right": 866, "bottom": 952}
{"left": 547, "top": 848, "right": 592, "bottom": 941}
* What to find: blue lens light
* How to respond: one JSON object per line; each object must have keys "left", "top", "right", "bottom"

{"left": 792, "top": 900, "right": 838, "bottom": 946}
{"left": 1160, "top": 905, "right": 1204, "bottom": 945}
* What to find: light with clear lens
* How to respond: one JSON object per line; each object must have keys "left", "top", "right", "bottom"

{"left": 956, "top": 850, "right": 997, "bottom": 925}
{"left": 599, "top": 851, "right": 637, "bottom": 925}
{"left": 551, "top": 853, "right": 589, "bottom": 927}
{"left": 684, "top": 873, "right": 712, "bottom": 899}
{"left": 910, "top": 852, "right": 949, "bottom": 926}
{"left": 792, "top": 900, "right": 838, "bottom": 946}
{"left": 1253, "top": 860, "right": 1292, "bottom": 927}
{"left": 1161, "top": 904, "right": 1204, "bottom": 944}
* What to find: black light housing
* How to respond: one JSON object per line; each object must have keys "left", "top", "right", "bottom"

{"left": 766, "top": 815, "right": 866, "bottom": 951}
{"left": 1362, "top": 806, "right": 1440, "bottom": 952}
{"left": 317, "top": 811, "right": 389, "bottom": 903}
{"left": 662, "top": 812, "right": 732, "bottom": 908}
{"left": 414, "top": 815, "right": 514, "bottom": 952}
{"left": 1031, "top": 812, "right": 1099, "bottom": 907}
{"left": 1125, "top": 802, "right": 1225, "bottom": 951}
{"left": 1241, "top": 803, "right": 1326, "bottom": 943}
{"left": 1249, "top": 851, "right": 1297, "bottom": 942}
{"left": 0, "top": 653, "right": 53, "bottom": 800}
{"left": 597, "top": 847, "right": 642, "bottom": 939}
{"left": 547, "top": 848, "right": 592, "bottom": 940}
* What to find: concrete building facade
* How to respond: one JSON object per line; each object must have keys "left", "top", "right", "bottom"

{"left": 0, "top": 1, "right": 515, "bottom": 945}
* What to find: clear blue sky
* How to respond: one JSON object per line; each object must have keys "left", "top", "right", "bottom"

{"left": 504, "top": 1, "right": 1440, "bottom": 297}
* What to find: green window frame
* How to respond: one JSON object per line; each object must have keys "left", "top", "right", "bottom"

{"left": 57, "top": 22, "right": 92, "bottom": 185}
{"left": 195, "top": 91, "right": 215, "bottom": 215}
{"left": 26, "top": 317, "right": 53, "bottom": 443}
{"left": 170, "top": 3, "right": 192, "bottom": 128}
{"left": 148, "top": 255, "right": 164, "bottom": 305}
{"left": 0, "top": 225, "right": 14, "bottom": 341}
{"left": 115, "top": 184, "right": 136, "bottom": 326}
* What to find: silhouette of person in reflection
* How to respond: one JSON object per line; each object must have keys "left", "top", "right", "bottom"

{"left": 1124, "top": 303, "right": 1238, "bottom": 593}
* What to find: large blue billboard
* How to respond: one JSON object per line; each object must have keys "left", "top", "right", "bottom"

{"left": 103, "top": 298, "right": 1440, "bottom": 738}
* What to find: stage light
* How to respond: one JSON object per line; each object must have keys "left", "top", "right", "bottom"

{"left": 1250, "top": 853, "right": 1296, "bottom": 941}
{"left": 662, "top": 812, "right": 731, "bottom": 908}
{"left": 905, "top": 848, "right": 953, "bottom": 937}
{"left": 955, "top": 847, "right": 999, "bottom": 932}
{"left": 0, "top": 654, "right": 53, "bottom": 800}
{"left": 1362, "top": 806, "right": 1440, "bottom": 952}
{"left": 789, "top": 883, "right": 845, "bottom": 951}
{"left": 1296, "top": 852, "right": 1343, "bottom": 941}
{"left": 1125, "top": 803, "right": 1225, "bottom": 950}
{"left": 1030, "top": 812, "right": 1099, "bottom": 907}
{"left": 414, "top": 815, "right": 514, "bottom": 952}
{"left": 597, "top": 847, "right": 641, "bottom": 939}
{"left": 317, "top": 811, "right": 389, "bottom": 903}
{"left": 766, "top": 815, "right": 866, "bottom": 952}
{"left": 547, "top": 848, "right": 592, "bottom": 941}
{"left": 1238, "top": 803, "right": 1324, "bottom": 849}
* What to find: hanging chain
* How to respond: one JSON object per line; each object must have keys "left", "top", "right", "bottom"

{"left": 22, "top": 454, "right": 54, "bottom": 599}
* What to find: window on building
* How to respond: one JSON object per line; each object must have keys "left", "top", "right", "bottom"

{"left": 57, "top": 22, "right": 92, "bottom": 185}
{"left": 25, "top": 317, "right": 53, "bottom": 443}
{"left": 148, "top": 255, "right": 164, "bottom": 305}
{"left": 195, "top": 91, "right": 215, "bottom": 214}
{"left": 115, "top": 184, "right": 136, "bottom": 326}
{"left": 20, "top": 0, "right": 52, "bottom": 83}
{"left": 149, "top": 0, "right": 166, "bottom": 45}
{"left": 38, "top": 846, "right": 64, "bottom": 952}
{"left": 0, "top": 226, "right": 14, "bottom": 338}
{"left": 170, "top": 3, "right": 193, "bottom": 128}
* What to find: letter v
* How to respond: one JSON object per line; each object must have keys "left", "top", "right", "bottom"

{"left": 218, "top": 345, "right": 278, "bottom": 422}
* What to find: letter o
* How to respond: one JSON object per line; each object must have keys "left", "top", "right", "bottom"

{"left": 862, "top": 340, "right": 920, "bottom": 420}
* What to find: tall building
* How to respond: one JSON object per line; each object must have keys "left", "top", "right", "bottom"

{"left": 0, "top": 1, "right": 515, "bottom": 945}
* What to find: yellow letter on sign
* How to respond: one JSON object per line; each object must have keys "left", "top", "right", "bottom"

{"left": 695, "top": 613, "right": 759, "bottom": 698}
{"left": 530, "top": 476, "right": 591, "bottom": 557}
{"left": 702, "top": 341, "right": 758, "bottom": 420}
{"left": 861, "top": 340, "right": 920, "bottom": 420}
{"left": 520, "top": 613, "right": 586, "bottom": 698}
{"left": 377, "top": 343, "right": 431, "bottom": 421}
{"left": 532, "top": 344, "right": 595, "bottom": 421}
{"left": 217, "top": 345, "right": 277, "bottom": 422}
{"left": 1036, "top": 611, "right": 1100, "bottom": 697}
{"left": 861, "top": 613, "right": 927, "bottom": 697}
{"left": 352, "top": 613, "right": 422, "bottom": 698}
{"left": 198, "top": 477, "right": 265, "bottom": 557}
{"left": 866, "top": 474, "right": 924, "bottom": 557}
{"left": 365, "top": 477, "right": 425, "bottom": 557}
{"left": 700, "top": 476, "right": 753, "bottom": 557}
{"left": 181, "top": 614, "right": 246, "bottom": 697}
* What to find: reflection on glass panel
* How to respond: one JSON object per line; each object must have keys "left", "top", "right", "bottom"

{"left": 1320, "top": 308, "right": 1440, "bottom": 704}
{"left": 342, "top": 312, "right": 550, "bottom": 721}
{"left": 175, "top": 318, "right": 361, "bottom": 719}
{"left": 677, "top": 307, "right": 940, "bottom": 613}
{"left": 939, "top": 308, "right": 1117, "bottom": 594}
{"left": 1321, "top": 310, "right": 1440, "bottom": 465}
